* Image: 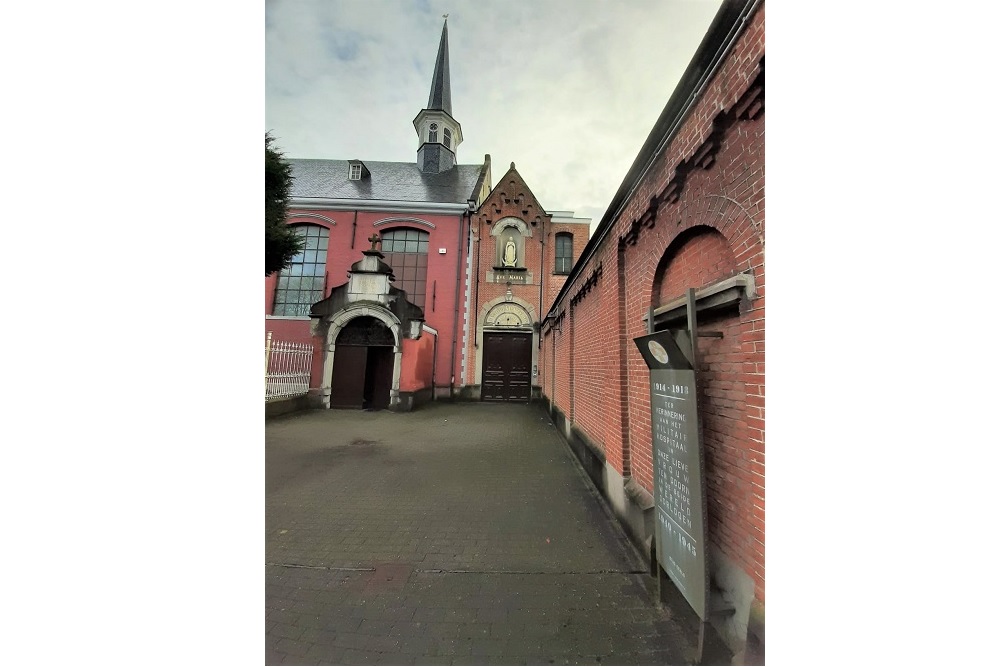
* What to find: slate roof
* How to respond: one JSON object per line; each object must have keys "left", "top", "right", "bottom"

{"left": 288, "top": 159, "right": 485, "bottom": 205}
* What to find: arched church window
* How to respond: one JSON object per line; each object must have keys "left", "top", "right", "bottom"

{"left": 272, "top": 224, "right": 329, "bottom": 316}
{"left": 443, "top": 127, "right": 452, "bottom": 148}
{"left": 380, "top": 228, "right": 429, "bottom": 310}
{"left": 428, "top": 123, "right": 438, "bottom": 143}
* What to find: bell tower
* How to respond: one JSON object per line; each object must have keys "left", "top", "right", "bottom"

{"left": 414, "top": 16, "right": 463, "bottom": 173}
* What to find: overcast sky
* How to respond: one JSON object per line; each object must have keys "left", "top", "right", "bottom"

{"left": 266, "top": 0, "right": 724, "bottom": 234}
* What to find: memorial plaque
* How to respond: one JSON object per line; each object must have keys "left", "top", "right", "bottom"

{"left": 634, "top": 329, "right": 708, "bottom": 620}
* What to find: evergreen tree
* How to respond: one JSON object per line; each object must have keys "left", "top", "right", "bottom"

{"left": 265, "top": 133, "right": 303, "bottom": 275}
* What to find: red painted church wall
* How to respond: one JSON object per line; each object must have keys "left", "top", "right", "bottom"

{"left": 265, "top": 209, "right": 470, "bottom": 394}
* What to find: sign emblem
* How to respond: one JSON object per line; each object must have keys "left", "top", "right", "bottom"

{"left": 648, "top": 340, "right": 669, "bottom": 364}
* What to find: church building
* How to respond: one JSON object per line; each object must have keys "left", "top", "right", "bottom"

{"left": 265, "top": 18, "right": 588, "bottom": 411}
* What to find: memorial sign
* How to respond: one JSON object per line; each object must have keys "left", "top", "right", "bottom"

{"left": 633, "top": 328, "right": 708, "bottom": 620}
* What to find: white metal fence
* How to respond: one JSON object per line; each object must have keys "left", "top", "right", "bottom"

{"left": 265, "top": 332, "right": 314, "bottom": 402}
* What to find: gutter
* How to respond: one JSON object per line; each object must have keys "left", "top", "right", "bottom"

{"left": 290, "top": 198, "right": 471, "bottom": 214}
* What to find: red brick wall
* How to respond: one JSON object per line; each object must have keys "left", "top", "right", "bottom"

{"left": 553, "top": 310, "right": 572, "bottom": 413}
{"left": 541, "top": 3, "right": 764, "bottom": 602}
{"left": 569, "top": 276, "right": 607, "bottom": 453}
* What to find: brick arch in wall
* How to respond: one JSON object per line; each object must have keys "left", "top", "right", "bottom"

{"left": 635, "top": 191, "right": 763, "bottom": 314}
{"left": 651, "top": 225, "right": 738, "bottom": 308}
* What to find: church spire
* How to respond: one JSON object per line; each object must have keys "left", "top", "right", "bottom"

{"left": 414, "top": 15, "right": 463, "bottom": 174}
{"left": 426, "top": 16, "right": 452, "bottom": 115}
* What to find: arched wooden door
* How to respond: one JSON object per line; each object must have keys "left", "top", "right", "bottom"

{"left": 329, "top": 317, "right": 394, "bottom": 410}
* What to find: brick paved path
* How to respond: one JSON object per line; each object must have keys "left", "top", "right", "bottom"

{"left": 266, "top": 401, "right": 727, "bottom": 665}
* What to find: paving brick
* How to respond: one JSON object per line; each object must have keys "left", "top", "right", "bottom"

{"left": 333, "top": 632, "right": 369, "bottom": 650}
{"left": 374, "top": 651, "right": 417, "bottom": 665}
{"left": 268, "top": 622, "right": 302, "bottom": 641}
{"left": 274, "top": 637, "right": 311, "bottom": 657}
{"left": 264, "top": 648, "right": 285, "bottom": 666}
{"left": 266, "top": 403, "right": 731, "bottom": 665}
{"left": 297, "top": 627, "right": 339, "bottom": 646}
{"left": 357, "top": 618, "right": 395, "bottom": 636}
{"left": 366, "top": 635, "right": 403, "bottom": 653}
{"left": 304, "top": 642, "right": 343, "bottom": 662}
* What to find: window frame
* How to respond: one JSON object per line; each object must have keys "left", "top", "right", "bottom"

{"left": 379, "top": 228, "right": 430, "bottom": 310}
{"left": 554, "top": 232, "right": 573, "bottom": 275}
{"left": 271, "top": 224, "right": 330, "bottom": 316}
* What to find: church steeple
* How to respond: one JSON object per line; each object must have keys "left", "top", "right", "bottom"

{"left": 414, "top": 16, "right": 463, "bottom": 174}
{"left": 426, "top": 17, "right": 452, "bottom": 115}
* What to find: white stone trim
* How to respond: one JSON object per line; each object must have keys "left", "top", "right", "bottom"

{"left": 490, "top": 216, "right": 533, "bottom": 238}
{"left": 290, "top": 198, "right": 470, "bottom": 214}
{"left": 287, "top": 212, "right": 337, "bottom": 226}
{"left": 373, "top": 217, "right": 437, "bottom": 230}
{"left": 316, "top": 304, "right": 404, "bottom": 410}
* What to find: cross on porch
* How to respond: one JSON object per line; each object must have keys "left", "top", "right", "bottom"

{"left": 368, "top": 233, "right": 381, "bottom": 251}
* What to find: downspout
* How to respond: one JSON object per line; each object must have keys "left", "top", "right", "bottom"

{"left": 551, "top": 326, "right": 556, "bottom": 415}
{"left": 429, "top": 329, "right": 437, "bottom": 400}
{"left": 472, "top": 215, "right": 481, "bottom": 356}
{"left": 538, "top": 215, "right": 545, "bottom": 337}
{"left": 350, "top": 211, "right": 358, "bottom": 249}
{"left": 460, "top": 205, "right": 474, "bottom": 386}
{"left": 536, "top": 214, "right": 545, "bottom": 402}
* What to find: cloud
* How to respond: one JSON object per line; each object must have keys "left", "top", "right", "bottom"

{"left": 266, "top": 0, "right": 725, "bottom": 230}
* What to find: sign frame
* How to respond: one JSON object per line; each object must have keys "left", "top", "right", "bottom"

{"left": 633, "top": 289, "right": 710, "bottom": 626}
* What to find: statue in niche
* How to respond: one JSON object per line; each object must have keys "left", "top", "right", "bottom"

{"left": 503, "top": 235, "right": 517, "bottom": 267}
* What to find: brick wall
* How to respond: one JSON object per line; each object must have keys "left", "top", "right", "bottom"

{"left": 541, "top": 2, "right": 764, "bottom": 605}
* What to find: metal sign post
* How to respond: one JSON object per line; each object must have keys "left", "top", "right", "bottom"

{"left": 635, "top": 287, "right": 719, "bottom": 665}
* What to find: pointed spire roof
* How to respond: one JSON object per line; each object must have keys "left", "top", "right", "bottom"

{"left": 426, "top": 17, "right": 452, "bottom": 115}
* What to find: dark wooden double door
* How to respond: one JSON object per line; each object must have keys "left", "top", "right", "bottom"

{"left": 481, "top": 331, "right": 532, "bottom": 402}
{"left": 330, "top": 317, "right": 394, "bottom": 410}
